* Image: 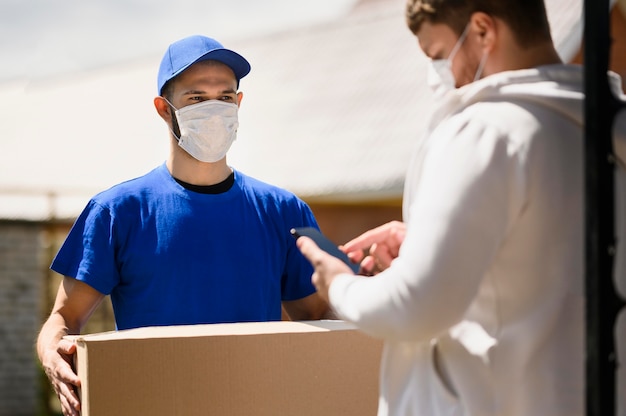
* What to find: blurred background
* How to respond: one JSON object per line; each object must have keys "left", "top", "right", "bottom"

{"left": 1, "top": 0, "right": 624, "bottom": 414}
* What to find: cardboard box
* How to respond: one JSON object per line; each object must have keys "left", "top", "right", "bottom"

{"left": 67, "top": 320, "right": 383, "bottom": 416}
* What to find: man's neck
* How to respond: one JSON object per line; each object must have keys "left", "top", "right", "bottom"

{"left": 497, "top": 42, "right": 563, "bottom": 74}
{"left": 167, "top": 152, "right": 233, "bottom": 186}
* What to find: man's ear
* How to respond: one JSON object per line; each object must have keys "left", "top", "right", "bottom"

{"left": 154, "top": 96, "right": 173, "bottom": 122}
{"left": 470, "top": 12, "right": 496, "bottom": 53}
{"left": 236, "top": 91, "right": 244, "bottom": 108}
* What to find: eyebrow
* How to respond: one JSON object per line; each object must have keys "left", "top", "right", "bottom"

{"left": 182, "top": 88, "right": 237, "bottom": 96}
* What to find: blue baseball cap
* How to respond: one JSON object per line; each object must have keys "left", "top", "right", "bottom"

{"left": 157, "top": 35, "right": 251, "bottom": 95}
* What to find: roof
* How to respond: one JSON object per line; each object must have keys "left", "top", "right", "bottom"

{"left": 227, "top": 0, "right": 431, "bottom": 202}
{"left": 0, "top": 0, "right": 584, "bottom": 220}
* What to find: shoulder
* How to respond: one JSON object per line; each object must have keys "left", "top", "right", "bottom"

{"left": 432, "top": 94, "right": 551, "bottom": 159}
{"left": 90, "top": 165, "right": 166, "bottom": 210}
{"left": 419, "top": 103, "right": 533, "bottom": 184}
{"left": 235, "top": 170, "right": 303, "bottom": 201}
{"left": 233, "top": 169, "right": 313, "bottom": 215}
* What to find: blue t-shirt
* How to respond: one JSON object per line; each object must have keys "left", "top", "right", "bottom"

{"left": 51, "top": 164, "right": 319, "bottom": 330}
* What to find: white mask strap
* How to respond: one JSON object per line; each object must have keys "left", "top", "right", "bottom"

{"left": 474, "top": 51, "right": 489, "bottom": 82}
{"left": 447, "top": 23, "right": 472, "bottom": 63}
{"left": 161, "top": 97, "right": 181, "bottom": 141}
{"left": 162, "top": 97, "right": 178, "bottom": 111}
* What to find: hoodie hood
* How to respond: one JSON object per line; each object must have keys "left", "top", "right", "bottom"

{"left": 431, "top": 64, "right": 626, "bottom": 166}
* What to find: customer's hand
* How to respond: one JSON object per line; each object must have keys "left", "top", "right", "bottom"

{"left": 341, "top": 221, "right": 406, "bottom": 275}
{"left": 296, "top": 236, "right": 354, "bottom": 302}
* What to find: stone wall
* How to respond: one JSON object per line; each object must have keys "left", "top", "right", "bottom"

{"left": 0, "top": 221, "right": 45, "bottom": 416}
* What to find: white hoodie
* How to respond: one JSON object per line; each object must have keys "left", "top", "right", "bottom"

{"left": 329, "top": 65, "right": 626, "bottom": 416}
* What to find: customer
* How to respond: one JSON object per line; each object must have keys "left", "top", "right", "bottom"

{"left": 296, "top": 0, "right": 626, "bottom": 415}
{"left": 38, "top": 34, "right": 330, "bottom": 416}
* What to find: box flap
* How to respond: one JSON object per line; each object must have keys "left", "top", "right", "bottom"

{"left": 65, "top": 319, "right": 357, "bottom": 343}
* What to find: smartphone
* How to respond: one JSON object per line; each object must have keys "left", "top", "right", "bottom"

{"left": 290, "top": 227, "right": 360, "bottom": 273}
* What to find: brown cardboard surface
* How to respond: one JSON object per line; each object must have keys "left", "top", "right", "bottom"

{"left": 67, "top": 320, "right": 382, "bottom": 416}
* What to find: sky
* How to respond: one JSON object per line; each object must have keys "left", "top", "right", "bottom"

{"left": 0, "top": 0, "right": 357, "bottom": 83}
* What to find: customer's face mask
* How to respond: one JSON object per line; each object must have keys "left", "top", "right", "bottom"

{"left": 427, "top": 23, "right": 474, "bottom": 97}
{"left": 166, "top": 99, "right": 239, "bottom": 163}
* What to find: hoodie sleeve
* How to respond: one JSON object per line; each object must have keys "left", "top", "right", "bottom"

{"left": 328, "top": 111, "right": 528, "bottom": 342}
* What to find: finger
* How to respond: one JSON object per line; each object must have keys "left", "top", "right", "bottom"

{"left": 57, "top": 339, "right": 77, "bottom": 356}
{"left": 299, "top": 236, "right": 356, "bottom": 275}
{"left": 56, "top": 365, "right": 81, "bottom": 388}
{"left": 55, "top": 346, "right": 81, "bottom": 386}
{"left": 370, "top": 244, "right": 395, "bottom": 269}
{"left": 296, "top": 236, "right": 326, "bottom": 265}
{"left": 57, "top": 393, "right": 71, "bottom": 416}
{"left": 389, "top": 226, "right": 406, "bottom": 254}
{"left": 344, "top": 248, "right": 365, "bottom": 263}
{"left": 310, "top": 270, "right": 323, "bottom": 291}
{"left": 359, "top": 255, "right": 377, "bottom": 275}
{"left": 341, "top": 223, "right": 395, "bottom": 253}
{"left": 58, "top": 381, "right": 81, "bottom": 412}
{"left": 58, "top": 388, "right": 80, "bottom": 416}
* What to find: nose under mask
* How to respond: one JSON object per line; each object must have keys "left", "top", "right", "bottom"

{"left": 427, "top": 23, "right": 488, "bottom": 97}
{"left": 166, "top": 99, "right": 239, "bottom": 163}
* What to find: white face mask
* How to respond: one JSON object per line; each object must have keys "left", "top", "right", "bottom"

{"left": 168, "top": 100, "right": 239, "bottom": 163}
{"left": 426, "top": 24, "right": 471, "bottom": 97}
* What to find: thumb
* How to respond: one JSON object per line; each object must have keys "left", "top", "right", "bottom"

{"left": 57, "top": 338, "right": 77, "bottom": 355}
{"left": 296, "top": 236, "right": 325, "bottom": 264}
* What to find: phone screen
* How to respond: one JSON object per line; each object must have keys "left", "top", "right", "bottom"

{"left": 290, "top": 227, "right": 359, "bottom": 273}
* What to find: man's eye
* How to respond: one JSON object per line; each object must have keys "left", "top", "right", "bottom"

{"left": 220, "top": 96, "right": 234, "bottom": 101}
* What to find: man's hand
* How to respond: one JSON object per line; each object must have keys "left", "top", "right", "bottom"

{"left": 38, "top": 277, "right": 104, "bottom": 416}
{"left": 296, "top": 236, "right": 354, "bottom": 302}
{"left": 341, "top": 221, "right": 406, "bottom": 275}
{"left": 41, "top": 338, "right": 81, "bottom": 416}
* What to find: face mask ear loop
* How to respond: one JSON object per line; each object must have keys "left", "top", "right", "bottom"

{"left": 474, "top": 51, "right": 489, "bottom": 82}
{"left": 447, "top": 23, "right": 472, "bottom": 63}
{"left": 168, "top": 126, "right": 181, "bottom": 142}
{"left": 162, "top": 97, "right": 178, "bottom": 111}
{"left": 162, "top": 97, "right": 181, "bottom": 141}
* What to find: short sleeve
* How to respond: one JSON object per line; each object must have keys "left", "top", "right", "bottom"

{"left": 51, "top": 199, "right": 120, "bottom": 295}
